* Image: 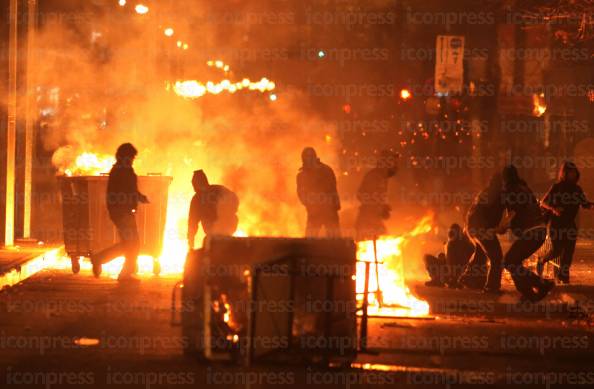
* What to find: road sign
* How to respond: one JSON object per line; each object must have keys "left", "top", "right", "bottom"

{"left": 435, "top": 35, "right": 465, "bottom": 95}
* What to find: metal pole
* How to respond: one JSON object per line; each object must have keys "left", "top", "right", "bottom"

{"left": 23, "top": 0, "right": 37, "bottom": 239}
{"left": 359, "top": 261, "right": 370, "bottom": 351}
{"left": 5, "top": 0, "right": 18, "bottom": 246}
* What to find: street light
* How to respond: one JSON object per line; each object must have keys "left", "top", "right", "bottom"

{"left": 400, "top": 89, "right": 412, "bottom": 101}
{"left": 164, "top": 27, "right": 174, "bottom": 37}
{"left": 135, "top": 4, "right": 149, "bottom": 14}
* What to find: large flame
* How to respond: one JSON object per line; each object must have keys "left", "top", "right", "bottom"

{"left": 356, "top": 214, "right": 433, "bottom": 317}
{"left": 52, "top": 151, "right": 431, "bottom": 319}
{"left": 58, "top": 152, "right": 115, "bottom": 176}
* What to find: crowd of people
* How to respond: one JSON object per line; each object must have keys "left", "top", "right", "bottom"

{"left": 424, "top": 162, "right": 593, "bottom": 302}
{"left": 90, "top": 143, "right": 591, "bottom": 303}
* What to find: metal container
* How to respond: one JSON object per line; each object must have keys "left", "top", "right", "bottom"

{"left": 57, "top": 175, "right": 172, "bottom": 273}
{"left": 179, "top": 236, "right": 358, "bottom": 365}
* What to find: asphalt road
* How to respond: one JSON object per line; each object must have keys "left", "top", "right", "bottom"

{"left": 1, "top": 249, "right": 593, "bottom": 389}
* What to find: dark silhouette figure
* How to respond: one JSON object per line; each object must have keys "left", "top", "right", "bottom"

{"left": 355, "top": 150, "right": 398, "bottom": 240}
{"left": 459, "top": 173, "right": 504, "bottom": 292}
{"left": 500, "top": 165, "right": 554, "bottom": 302}
{"left": 92, "top": 143, "right": 149, "bottom": 281}
{"left": 187, "top": 170, "right": 239, "bottom": 249}
{"left": 424, "top": 223, "right": 475, "bottom": 287}
{"left": 539, "top": 161, "right": 593, "bottom": 283}
{"left": 296, "top": 147, "right": 341, "bottom": 237}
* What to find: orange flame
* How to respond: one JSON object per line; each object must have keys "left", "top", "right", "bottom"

{"left": 356, "top": 214, "right": 433, "bottom": 317}
{"left": 63, "top": 152, "right": 115, "bottom": 176}
{"left": 53, "top": 151, "right": 431, "bottom": 320}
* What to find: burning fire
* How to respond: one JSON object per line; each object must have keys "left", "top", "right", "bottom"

{"left": 356, "top": 214, "right": 433, "bottom": 317}
{"left": 51, "top": 150, "right": 431, "bottom": 319}
{"left": 532, "top": 93, "right": 547, "bottom": 117}
{"left": 63, "top": 152, "right": 115, "bottom": 176}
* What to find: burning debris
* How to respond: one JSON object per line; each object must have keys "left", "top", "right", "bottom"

{"left": 356, "top": 214, "right": 433, "bottom": 318}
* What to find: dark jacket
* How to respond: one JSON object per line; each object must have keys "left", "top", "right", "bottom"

{"left": 542, "top": 162, "right": 591, "bottom": 227}
{"left": 445, "top": 231, "right": 475, "bottom": 281}
{"left": 466, "top": 187, "right": 504, "bottom": 230}
{"left": 502, "top": 181, "right": 545, "bottom": 237}
{"left": 297, "top": 161, "right": 340, "bottom": 213}
{"left": 357, "top": 168, "right": 390, "bottom": 206}
{"left": 188, "top": 185, "right": 239, "bottom": 238}
{"left": 106, "top": 163, "right": 142, "bottom": 219}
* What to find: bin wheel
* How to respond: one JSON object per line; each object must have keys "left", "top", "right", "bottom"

{"left": 70, "top": 257, "right": 80, "bottom": 274}
{"left": 153, "top": 260, "right": 161, "bottom": 276}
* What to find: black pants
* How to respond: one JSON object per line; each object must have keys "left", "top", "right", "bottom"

{"left": 541, "top": 224, "right": 577, "bottom": 282}
{"left": 504, "top": 227, "right": 546, "bottom": 300}
{"left": 355, "top": 204, "right": 388, "bottom": 241}
{"left": 461, "top": 229, "right": 502, "bottom": 290}
{"left": 424, "top": 254, "right": 446, "bottom": 285}
{"left": 94, "top": 212, "right": 140, "bottom": 274}
{"left": 305, "top": 210, "right": 341, "bottom": 238}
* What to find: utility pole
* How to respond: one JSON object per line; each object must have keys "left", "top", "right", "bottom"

{"left": 5, "top": 0, "right": 18, "bottom": 246}
{"left": 23, "top": 0, "right": 38, "bottom": 239}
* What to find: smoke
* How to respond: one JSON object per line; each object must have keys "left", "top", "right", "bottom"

{"left": 38, "top": 1, "right": 337, "bottom": 239}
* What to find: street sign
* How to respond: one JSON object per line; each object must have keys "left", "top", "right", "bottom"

{"left": 435, "top": 35, "right": 465, "bottom": 95}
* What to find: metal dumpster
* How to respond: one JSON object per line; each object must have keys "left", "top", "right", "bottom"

{"left": 58, "top": 175, "right": 172, "bottom": 274}
{"left": 178, "top": 236, "right": 358, "bottom": 365}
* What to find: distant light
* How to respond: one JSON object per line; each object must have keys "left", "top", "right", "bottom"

{"left": 269, "top": 94, "right": 277, "bottom": 101}
{"left": 400, "top": 89, "right": 412, "bottom": 101}
{"left": 176, "top": 40, "right": 183, "bottom": 48}
{"left": 342, "top": 103, "right": 351, "bottom": 114}
{"left": 183, "top": 43, "right": 189, "bottom": 50}
{"left": 164, "top": 28, "right": 174, "bottom": 37}
{"left": 318, "top": 50, "right": 326, "bottom": 58}
{"left": 135, "top": 4, "right": 149, "bottom": 14}
{"left": 118, "top": 0, "right": 126, "bottom": 6}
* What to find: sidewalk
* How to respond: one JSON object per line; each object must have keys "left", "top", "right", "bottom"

{"left": 0, "top": 243, "right": 64, "bottom": 289}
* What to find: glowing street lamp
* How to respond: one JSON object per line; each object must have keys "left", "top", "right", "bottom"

{"left": 164, "top": 28, "right": 174, "bottom": 37}
{"left": 400, "top": 88, "right": 412, "bottom": 101}
{"left": 135, "top": 4, "right": 149, "bottom": 14}
{"left": 118, "top": 0, "right": 126, "bottom": 6}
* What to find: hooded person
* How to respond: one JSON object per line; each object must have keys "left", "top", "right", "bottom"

{"left": 539, "top": 161, "right": 593, "bottom": 282}
{"left": 91, "top": 143, "right": 149, "bottom": 281}
{"left": 296, "top": 147, "right": 341, "bottom": 238}
{"left": 499, "top": 165, "right": 554, "bottom": 302}
{"left": 355, "top": 150, "right": 398, "bottom": 240}
{"left": 459, "top": 173, "right": 504, "bottom": 292}
{"left": 187, "top": 170, "right": 239, "bottom": 249}
{"left": 183, "top": 170, "right": 238, "bottom": 358}
{"left": 424, "top": 223, "right": 475, "bottom": 287}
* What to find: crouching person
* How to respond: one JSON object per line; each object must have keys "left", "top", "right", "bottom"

{"left": 183, "top": 170, "right": 239, "bottom": 357}
{"left": 424, "top": 223, "right": 474, "bottom": 287}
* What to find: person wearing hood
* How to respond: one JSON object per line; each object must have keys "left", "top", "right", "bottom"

{"left": 296, "top": 147, "right": 341, "bottom": 237}
{"left": 187, "top": 170, "right": 239, "bottom": 248}
{"left": 91, "top": 143, "right": 149, "bottom": 281}
{"left": 500, "top": 165, "right": 554, "bottom": 302}
{"left": 424, "top": 223, "right": 475, "bottom": 287}
{"left": 355, "top": 150, "right": 398, "bottom": 240}
{"left": 458, "top": 173, "right": 504, "bottom": 292}
{"left": 539, "top": 161, "right": 593, "bottom": 283}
